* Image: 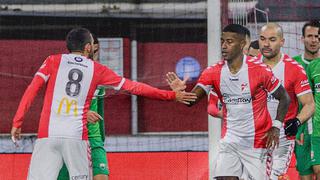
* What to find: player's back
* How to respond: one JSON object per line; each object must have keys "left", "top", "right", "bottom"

{"left": 37, "top": 53, "right": 96, "bottom": 140}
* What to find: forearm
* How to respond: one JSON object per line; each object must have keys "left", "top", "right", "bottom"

{"left": 274, "top": 88, "right": 290, "bottom": 123}
{"left": 12, "top": 76, "right": 45, "bottom": 128}
{"left": 275, "top": 98, "right": 290, "bottom": 122}
{"left": 187, "top": 85, "right": 206, "bottom": 107}
{"left": 297, "top": 102, "right": 315, "bottom": 123}
{"left": 121, "top": 79, "right": 175, "bottom": 100}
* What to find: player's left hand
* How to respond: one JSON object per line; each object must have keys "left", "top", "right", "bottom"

{"left": 87, "top": 110, "right": 103, "bottom": 123}
{"left": 263, "top": 127, "right": 280, "bottom": 149}
{"left": 284, "top": 118, "right": 301, "bottom": 136}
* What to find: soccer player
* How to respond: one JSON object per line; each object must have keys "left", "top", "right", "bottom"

{"left": 257, "top": 23, "right": 315, "bottom": 179}
{"left": 247, "top": 40, "right": 260, "bottom": 57}
{"left": 167, "top": 24, "right": 290, "bottom": 180}
{"left": 293, "top": 20, "right": 320, "bottom": 180}
{"left": 307, "top": 54, "right": 320, "bottom": 180}
{"left": 10, "top": 27, "right": 197, "bottom": 180}
{"left": 57, "top": 34, "right": 109, "bottom": 180}
{"left": 207, "top": 39, "right": 260, "bottom": 119}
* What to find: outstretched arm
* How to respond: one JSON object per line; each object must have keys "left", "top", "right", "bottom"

{"left": 121, "top": 78, "right": 197, "bottom": 105}
{"left": 11, "top": 76, "right": 46, "bottom": 140}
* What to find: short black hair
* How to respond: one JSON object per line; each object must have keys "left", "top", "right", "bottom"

{"left": 223, "top": 24, "right": 251, "bottom": 39}
{"left": 66, "top": 27, "right": 92, "bottom": 52}
{"left": 302, "top": 20, "right": 320, "bottom": 37}
{"left": 249, "top": 40, "right": 259, "bottom": 50}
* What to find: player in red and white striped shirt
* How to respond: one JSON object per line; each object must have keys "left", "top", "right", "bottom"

{"left": 167, "top": 24, "right": 290, "bottom": 180}
{"left": 258, "top": 23, "right": 315, "bottom": 180}
{"left": 11, "top": 28, "right": 197, "bottom": 180}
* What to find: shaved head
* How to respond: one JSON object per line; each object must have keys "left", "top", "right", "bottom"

{"left": 261, "top": 23, "right": 284, "bottom": 39}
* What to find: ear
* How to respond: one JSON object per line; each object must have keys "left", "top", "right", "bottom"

{"left": 84, "top": 43, "right": 91, "bottom": 52}
{"left": 300, "top": 36, "right": 305, "bottom": 44}
{"left": 280, "top": 38, "right": 285, "bottom": 47}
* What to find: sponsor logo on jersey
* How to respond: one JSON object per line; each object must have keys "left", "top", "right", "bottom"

{"left": 74, "top": 56, "right": 83, "bottom": 62}
{"left": 300, "top": 79, "right": 309, "bottom": 87}
{"left": 57, "top": 97, "right": 78, "bottom": 116}
{"left": 222, "top": 93, "right": 252, "bottom": 104}
{"left": 67, "top": 61, "right": 88, "bottom": 68}
{"left": 315, "top": 83, "right": 320, "bottom": 93}
{"left": 229, "top": 76, "right": 239, "bottom": 81}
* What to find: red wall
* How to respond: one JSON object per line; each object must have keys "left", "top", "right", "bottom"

{"left": 137, "top": 42, "right": 208, "bottom": 132}
{"left": 0, "top": 152, "right": 299, "bottom": 180}
{"left": 0, "top": 40, "right": 209, "bottom": 134}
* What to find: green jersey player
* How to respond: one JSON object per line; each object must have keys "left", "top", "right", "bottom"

{"left": 309, "top": 58, "right": 320, "bottom": 179}
{"left": 293, "top": 20, "right": 320, "bottom": 180}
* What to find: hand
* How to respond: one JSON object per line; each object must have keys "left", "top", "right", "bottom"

{"left": 11, "top": 127, "right": 21, "bottom": 147}
{"left": 263, "top": 127, "right": 280, "bottom": 149}
{"left": 285, "top": 118, "right": 301, "bottom": 136}
{"left": 295, "top": 133, "right": 304, "bottom": 145}
{"left": 166, "top": 72, "right": 188, "bottom": 92}
{"left": 175, "top": 91, "right": 197, "bottom": 105}
{"left": 87, "top": 110, "right": 103, "bottom": 123}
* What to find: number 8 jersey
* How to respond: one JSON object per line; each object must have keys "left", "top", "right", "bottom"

{"left": 13, "top": 54, "right": 176, "bottom": 140}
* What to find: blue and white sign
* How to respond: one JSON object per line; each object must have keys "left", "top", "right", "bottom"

{"left": 175, "top": 56, "right": 201, "bottom": 81}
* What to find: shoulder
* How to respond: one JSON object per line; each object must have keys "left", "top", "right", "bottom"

{"left": 204, "top": 60, "right": 225, "bottom": 72}
{"left": 246, "top": 56, "right": 270, "bottom": 70}
{"left": 292, "top": 54, "right": 302, "bottom": 61}
{"left": 283, "top": 54, "right": 306, "bottom": 73}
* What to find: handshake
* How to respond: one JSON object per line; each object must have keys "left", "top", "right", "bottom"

{"left": 284, "top": 118, "right": 301, "bottom": 136}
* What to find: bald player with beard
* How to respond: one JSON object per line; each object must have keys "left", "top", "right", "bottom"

{"left": 257, "top": 23, "right": 315, "bottom": 179}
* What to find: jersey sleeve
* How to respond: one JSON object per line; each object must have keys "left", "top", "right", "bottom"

{"left": 293, "top": 65, "right": 312, "bottom": 97}
{"left": 207, "top": 90, "right": 220, "bottom": 117}
{"left": 98, "top": 64, "right": 126, "bottom": 90}
{"left": 98, "top": 64, "right": 175, "bottom": 100}
{"left": 197, "top": 66, "right": 216, "bottom": 94}
{"left": 260, "top": 65, "right": 281, "bottom": 93}
{"left": 35, "top": 56, "right": 52, "bottom": 82}
{"left": 121, "top": 79, "right": 176, "bottom": 100}
{"left": 12, "top": 75, "right": 46, "bottom": 128}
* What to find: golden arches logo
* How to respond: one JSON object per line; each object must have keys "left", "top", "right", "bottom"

{"left": 57, "top": 97, "right": 78, "bottom": 116}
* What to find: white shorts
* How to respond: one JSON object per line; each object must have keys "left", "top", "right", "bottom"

{"left": 27, "top": 138, "right": 92, "bottom": 180}
{"left": 213, "top": 141, "right": 272, "bottom": 180}
{"left": 270, "top": 133, "right": 295, "bottom": 179}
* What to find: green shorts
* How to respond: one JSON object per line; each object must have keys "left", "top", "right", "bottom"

{"left": 57, "top": 137, "right": 109, "bottom": 180}
{"left": 295, "top": 124, "right": 313, "bottom": 176}
{"left": 311, "top": 136, "right": 320, "bottom": 166}
{"left": 90, "top": 137, "right": 109, "bottom": 176}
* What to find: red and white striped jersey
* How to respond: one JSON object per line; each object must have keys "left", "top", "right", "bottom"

{"left": 257, "top": 53, "right": 311, "bottom": 124}
{"left": 13, "top": 54, "right": 175, "bottom": 140}
{"left": 198, "top": 55, "right": 281, "bottom": 148}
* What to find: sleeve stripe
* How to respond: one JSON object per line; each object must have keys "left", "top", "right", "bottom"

{"left": 297, "top": 89, "right": 312, "bottom": 97}
{"left": 196, "top": 83, "right": 212, "bottom": 95}
{"left": 269, "top": 81, "right": 281, "bottom": 94}
{"left": 114, "top": 78, "right": 126, "bottom": 90}
{"left": 35, "top": 72, "right": 49, "bottom": 82}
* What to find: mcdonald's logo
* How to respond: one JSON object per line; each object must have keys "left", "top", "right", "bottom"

{"left": 57, "top": 97, "right": 78, "bottom": 116}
